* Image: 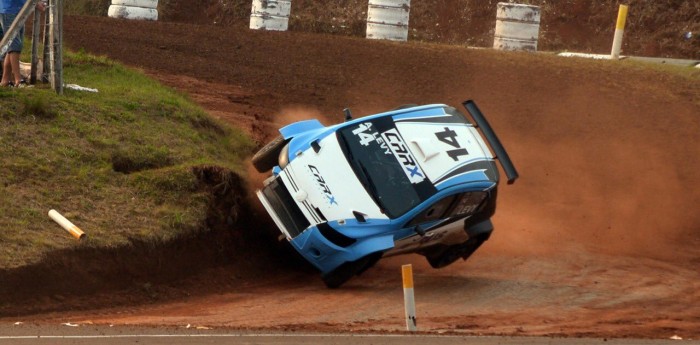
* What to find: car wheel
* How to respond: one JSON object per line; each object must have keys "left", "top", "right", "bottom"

{"left": 321, "top": 253, "right": 382, "bottom": 289}
{"left": 425, "top": 236, "right": 486, "bottom": 269}
{"left": 251, "top": 136, "right": 287, "bottom": 173}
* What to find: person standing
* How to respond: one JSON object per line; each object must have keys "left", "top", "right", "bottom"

{"left": 0, "top": 0, "right": 44, "bottom": 87}
{"left": 0, "top": 12, "right": 4, "bottom": 82}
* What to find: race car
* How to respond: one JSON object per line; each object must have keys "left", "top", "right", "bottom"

{"left": 254, "top": 100, "right": 518, "bottom": 288}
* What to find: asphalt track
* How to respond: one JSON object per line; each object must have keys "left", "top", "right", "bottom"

{"left": 0, "top": 325, "right": 697, "bottom": 345}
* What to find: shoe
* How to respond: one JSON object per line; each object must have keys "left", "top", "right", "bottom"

{"left": 15, "top": 80, "right": 27, "bottom": 88}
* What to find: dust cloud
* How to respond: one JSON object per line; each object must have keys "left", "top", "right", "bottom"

{"left": 489, "top": 135, "right": 699, "bottom": 261}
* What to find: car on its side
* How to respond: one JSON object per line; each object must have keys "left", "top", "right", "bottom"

{"left": 254, "top": 101, "right": 518, "bottom": 288}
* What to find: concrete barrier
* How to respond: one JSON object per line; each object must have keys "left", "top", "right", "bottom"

{"left": 366, "top": 0, "right": 411, "bottom": 42}
{"left": 493, "top": 3, "right": 540, "bottom": 51}
{"left": 250, "top": 0, "right": 292, "bottom": 31}
{"left": 108, "top": 3, "right": 158, "bottom": 20}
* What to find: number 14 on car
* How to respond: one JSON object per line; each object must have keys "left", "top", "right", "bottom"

{"left": 435, "top": 127, "right": 469, "bottom": 161}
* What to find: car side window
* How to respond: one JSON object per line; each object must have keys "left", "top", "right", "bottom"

{"left": 406, "top": 195, "right": 457, "bottom": 227}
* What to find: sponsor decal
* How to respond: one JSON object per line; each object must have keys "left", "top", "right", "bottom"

{"left": 308, "top": 165, "right": 338, "bottom": 206}
{"left": 352, "top": 122, "right": 391, "bottom": 154}
{"left": 381, "top": 128, "right": 426, "bottom": 184}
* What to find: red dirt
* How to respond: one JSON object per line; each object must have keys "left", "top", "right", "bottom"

{"left": 2, "top": 14, "right": 699, "bottom": 339}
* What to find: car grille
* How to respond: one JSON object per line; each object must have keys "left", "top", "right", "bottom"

{"left": 261, "top": 177, "right": 310, "bottom": 238}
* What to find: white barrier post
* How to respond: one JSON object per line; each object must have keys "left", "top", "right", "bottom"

{"left": 493, "top": 2, "right": 541, "bottom": 52}
{"left": 366, "top": 0, "right": 411, "bottom": 42}
{"left": 402, "top": 264, "right": 417, "bottom": 331}
{"left": 48, "top": 209, "right": 86, "bottom": 240}
{"left": 249, "top": 0, "right": 292, "bottom": 31}
{"left": 610, "top": 4, "right": 628, "bottom": 60}
{"left": 108, "top": 0, "right": 159, "bottom": 21}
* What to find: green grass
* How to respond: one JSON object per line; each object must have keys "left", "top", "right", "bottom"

{"left": 0, "top": 50, "right": 253, "bottom": 269}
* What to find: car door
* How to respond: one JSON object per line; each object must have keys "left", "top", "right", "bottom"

{"left": 387, "top": 192, "right": 485, "bottom": 256}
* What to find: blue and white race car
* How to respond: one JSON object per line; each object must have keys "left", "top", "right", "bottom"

{"left": 254, "top": 101, "right": 518, "bottom": 288}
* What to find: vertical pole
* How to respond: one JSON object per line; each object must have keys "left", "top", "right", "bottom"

{"left": 55, "top": 0, "right": 63, "bottom": 94}
{"left": 402, "top": 264, "right": 417, "bottom": 332}
{"left": 30, "top": 9, "right": 41, "bottom": 84}
{"left": 610, "top": 4, "right": 628, "bottom": 60}
{"left": 49, "top": 0, "right": 57, "bottom": 92}
{"left": 42, "top": 1, "right": 50, "bottom": 83}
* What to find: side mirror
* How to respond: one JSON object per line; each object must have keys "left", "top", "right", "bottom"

{"left": 352, "top": 210, "right": 367, "bottom": 223}
{"left": 414, "top": 224, "right": 426, "bottom": 236}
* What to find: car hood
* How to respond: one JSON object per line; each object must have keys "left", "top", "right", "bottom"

{"left": 394, "top": 121, "right": 496, "bottom": 186}
{"left": 282, "top": 134, "right": 388, "bottom": 224}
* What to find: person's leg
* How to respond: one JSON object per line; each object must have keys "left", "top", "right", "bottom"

{"left": 0, "top": 54, "right": 11, "bottom": 86}
{"left": 8, "top": 51, "right": 21, "bottom": 85}
{"left": 10, "top": 22, "right": 25, "bottom": 85}
{"left": 0, "top": 14, "right": 7, "bottom": 85}
{"left": 0, "top": 27, "right": 4, "bottom": 81}
{"left": 0, "top": 13, "right": 24, "bottom": 86}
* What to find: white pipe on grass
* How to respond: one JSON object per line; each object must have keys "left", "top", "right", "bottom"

{"left": 48, "top": 209, "right": 86, "bottom": 240}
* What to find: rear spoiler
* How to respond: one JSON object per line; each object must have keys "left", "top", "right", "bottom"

{"left": 462, "top": 100, "right": 519, "bottom": 184}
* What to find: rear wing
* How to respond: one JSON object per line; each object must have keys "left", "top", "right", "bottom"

{"left": 462, "top": 100, "right": 519, "bottom": 184}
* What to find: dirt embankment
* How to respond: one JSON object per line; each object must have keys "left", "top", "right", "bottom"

{"left": 1, "top": 13, "right": 699, "bottom": 338}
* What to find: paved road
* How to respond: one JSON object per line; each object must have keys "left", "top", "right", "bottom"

{"left": 0, "top": 324, "right": 696, "bottom": 345}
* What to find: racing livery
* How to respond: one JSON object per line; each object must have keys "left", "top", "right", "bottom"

{"left": 254, "top": 101, "right": 518, "bottom": 288}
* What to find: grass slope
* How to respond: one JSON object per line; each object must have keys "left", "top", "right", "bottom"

{"left": 0, "top": 51, "right": 252, "bottom": 269}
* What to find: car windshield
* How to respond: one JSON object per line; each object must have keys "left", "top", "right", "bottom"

{"left": 336, "top": 116, "right": 436, "bottom": 218}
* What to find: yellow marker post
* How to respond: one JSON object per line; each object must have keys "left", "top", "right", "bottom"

{"left": 611, "top": 4, "right": 629, "bottom": 60}
{"left": 402, "top": 264, "right": 417, "bottom": 331}
{"left": 48, "top": 209, "right": 86, "bottom": 240}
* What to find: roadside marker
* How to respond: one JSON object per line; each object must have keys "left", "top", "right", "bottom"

{"left": 402, "top": 264, "right": 417, "bottom": 331}
{"left": 611, "top": 4, "right": 629, "bottom": 60}
{"left": 48, "top": 209, "right": 86, "bottom": 240}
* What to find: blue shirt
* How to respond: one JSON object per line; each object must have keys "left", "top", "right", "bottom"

{"left": 0, "top": 0, "right": 25, "bottom": 14}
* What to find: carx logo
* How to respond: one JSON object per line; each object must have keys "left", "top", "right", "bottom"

{"left": 308, "top": 165, "right": 338, "bottom": 206}
{"left": 381, "top": 129, "right": 426, "bottom": 184}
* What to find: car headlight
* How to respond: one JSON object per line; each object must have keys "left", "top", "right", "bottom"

{"left": 278, "top": 143, "right": 290, "bottom": 169}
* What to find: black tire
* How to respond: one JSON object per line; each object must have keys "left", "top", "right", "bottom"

{"left": 425, "top": 236, "right": 486, "bottom": 269}
{"left": 251, "top": 136, "right": 286, "bottom": 173}
{"left": 321, "top": 253, "right": 381, "bottom": 289}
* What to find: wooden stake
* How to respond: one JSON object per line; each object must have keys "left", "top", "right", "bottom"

{"left": 49, "top": 0, "right": 57, "bottom": 91}
{"left": 42, "top": 2, "right": 50, "bottom": 83}
{"left": 30, "top": 9, "right": 41, "bottom": 84}
{"left": 55, "top": 0, "right": 63, "bottom": 94}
